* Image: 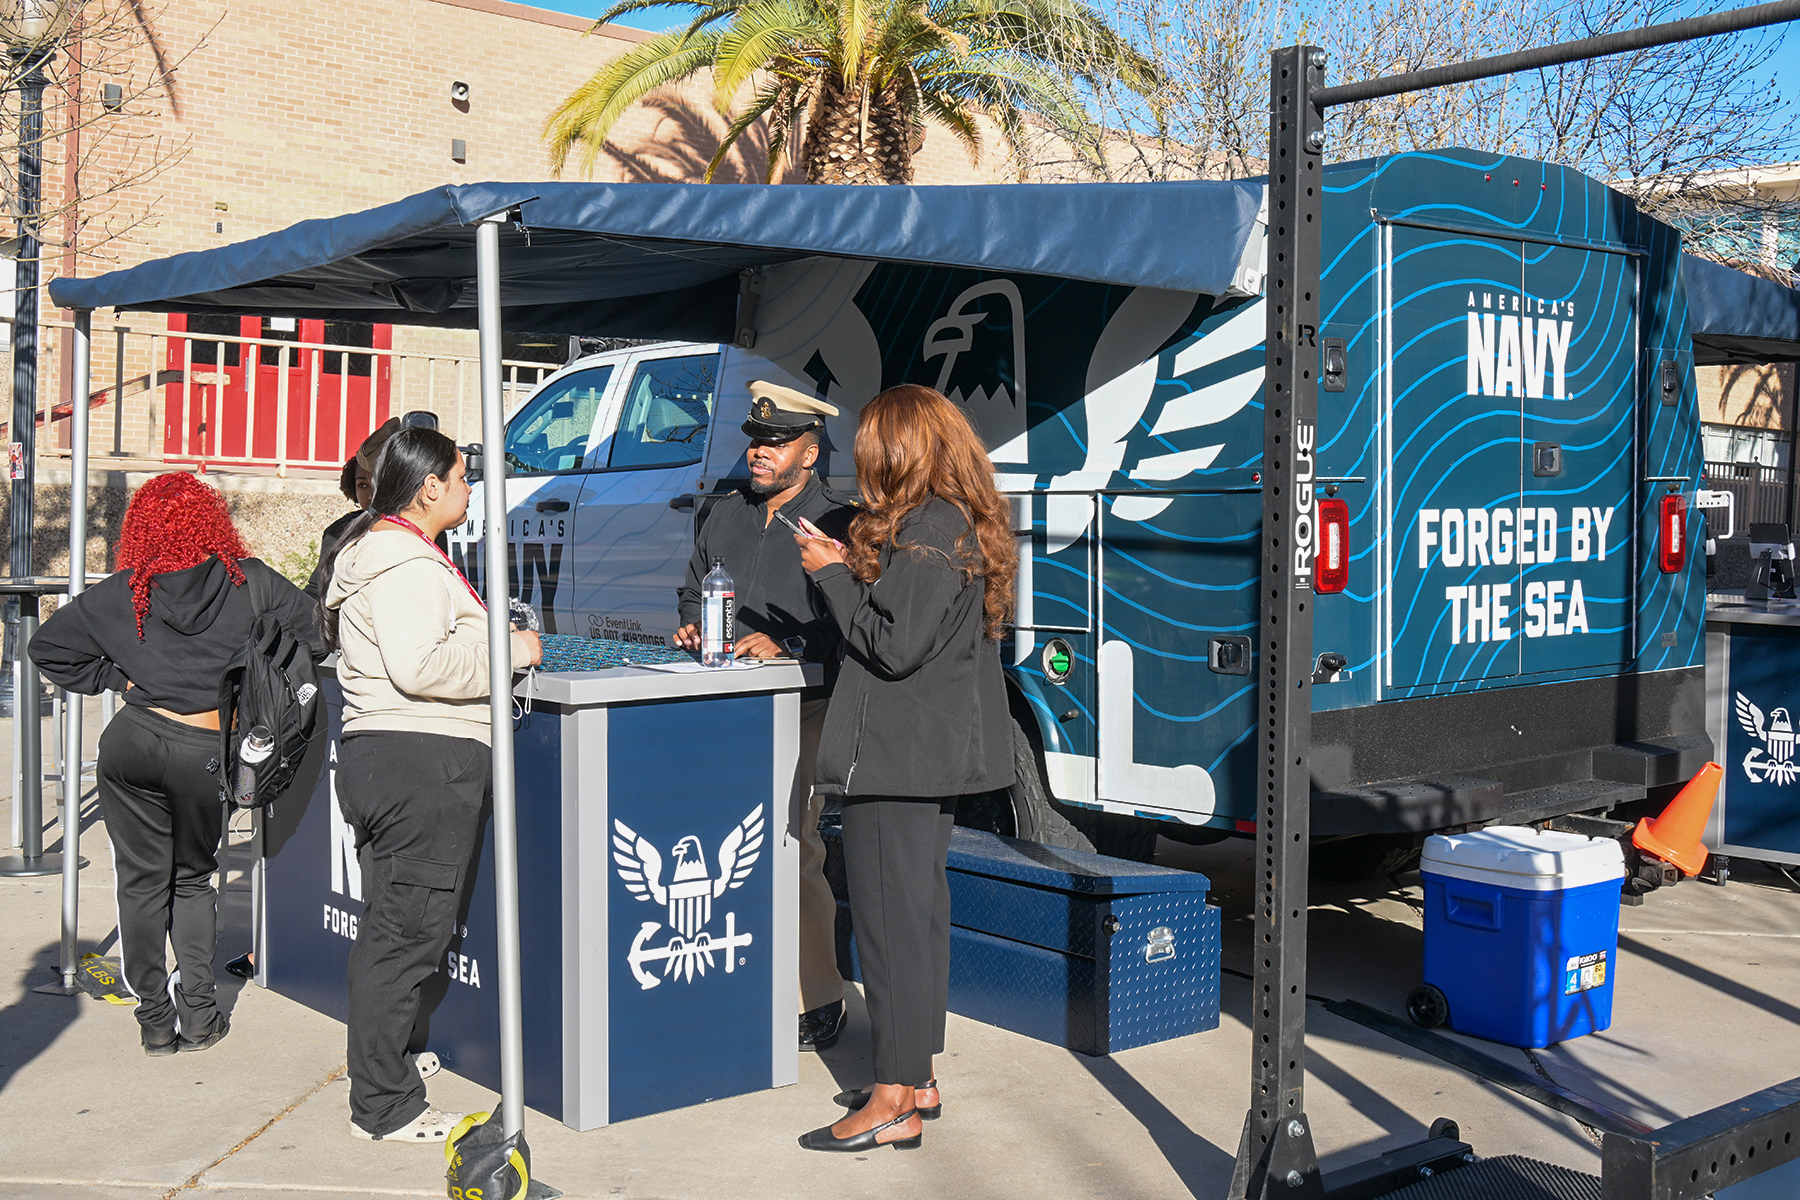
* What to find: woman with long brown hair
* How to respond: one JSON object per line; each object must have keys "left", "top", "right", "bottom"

{"left": 793, "top": 384, "right": 1016, "bottom": 1152}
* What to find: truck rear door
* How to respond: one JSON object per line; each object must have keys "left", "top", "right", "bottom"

{"left": 1381, "top": 225, "right": 1637, "bottom": 693}
{"left": 1516, "top": 242, "right": 1636, "bottom": 676}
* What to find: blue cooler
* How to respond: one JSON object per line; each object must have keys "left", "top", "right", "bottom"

{"left": 1420, "top": 826, "right": 1626, "bottom": 1048}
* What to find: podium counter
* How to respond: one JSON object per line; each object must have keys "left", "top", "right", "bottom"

{"left": 1705, "top": 594, "right": 1800, "bottom": 871}
{"left": 258, "top": 660, "right": 821, "bottom": 1130}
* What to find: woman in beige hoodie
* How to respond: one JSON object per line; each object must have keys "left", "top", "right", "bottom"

{"left": 320, "top": 426, "right": 541, "bottom": 1143}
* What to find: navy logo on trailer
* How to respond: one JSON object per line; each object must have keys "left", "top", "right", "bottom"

{"left": 1736, "top": 692, "right": 1797, "bottom": 785}
{"left": 611, "top": 806, "right": 764, "bottom": 989}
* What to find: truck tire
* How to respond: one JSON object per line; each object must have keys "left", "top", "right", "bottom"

{"left": 955, "top": 715, "right": 1158, "bottom": 863}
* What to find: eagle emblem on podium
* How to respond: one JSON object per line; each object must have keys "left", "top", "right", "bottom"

{"left": 612, "top": 806, "right": 764, "bottom": 988}
{"left": 1737, "top": 692, "right": 1798, "bottom": 786}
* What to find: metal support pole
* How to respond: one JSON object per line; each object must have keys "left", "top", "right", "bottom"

{"left": 476, "top": 213, "right": 525, "bottom": 1138}
{"left": 1229, "top": 43, "right": 1326, "bottom": 1200}
{"left": 9, "top": 49, "right": 48, "bottom": 584}
{"left": 52, "top": 310, "right": 91, "bottom": 992}
{"left": 0, "top": 597, "right": 52, "bottom": 876}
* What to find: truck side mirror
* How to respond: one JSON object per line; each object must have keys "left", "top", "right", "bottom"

{"left": 463, "top": 442, "right": 483, "bottom": 483}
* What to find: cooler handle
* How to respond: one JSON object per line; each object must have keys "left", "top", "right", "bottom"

{"left": 1443, "top": 882, "right": 1502, "bottom": 931}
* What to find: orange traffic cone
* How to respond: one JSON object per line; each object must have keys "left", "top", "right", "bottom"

{"left": 1632, "top": 761, "right": 1721, "bottom": 877}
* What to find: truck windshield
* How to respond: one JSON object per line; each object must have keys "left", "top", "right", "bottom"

{"left": 504, "top": 365, "right": 614, "bottom": 473}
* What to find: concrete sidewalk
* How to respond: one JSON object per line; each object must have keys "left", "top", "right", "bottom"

{"left": 3, "top": 699, "right": 1797, "bottom": 1199}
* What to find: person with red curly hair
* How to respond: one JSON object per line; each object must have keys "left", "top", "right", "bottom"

{"left": 31, "top": 472, "right": 318, "bottom": 1056}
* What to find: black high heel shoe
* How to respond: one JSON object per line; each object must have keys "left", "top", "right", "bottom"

{"left": 798, "top": 1109, "right": 922, "bottom": 1152}
{"left": 833, "top": 1079, "right": 940, "bottom": 1120}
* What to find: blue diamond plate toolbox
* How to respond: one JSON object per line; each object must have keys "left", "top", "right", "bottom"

{"left": 823, "top": 823, "right": 1220, "bottom": 1055}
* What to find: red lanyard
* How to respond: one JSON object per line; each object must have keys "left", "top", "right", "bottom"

{"left": 382, "top": 514, "right": 485, "bottom": 610}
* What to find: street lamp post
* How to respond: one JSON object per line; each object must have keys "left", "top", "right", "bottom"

{"left": 0, "top": 0, "right": 76, "bottom": 877}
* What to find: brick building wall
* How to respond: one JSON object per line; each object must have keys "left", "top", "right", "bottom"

{"left": 11, "top": 0, "right": 1012, "bottom": 463}
{"left": 1697, "top": 362, "right": 1796, "bottom": 432}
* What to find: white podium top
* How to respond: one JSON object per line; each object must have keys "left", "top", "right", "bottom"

{"left": 515, "top": 660, "right": 823, "bottom": 708}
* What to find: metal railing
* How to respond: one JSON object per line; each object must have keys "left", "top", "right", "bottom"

{"left": 1702, "top": 459, "right": 1795, "bottom": 531}
{"left": 22, "top": 321, "right": 557, "bottom": 475}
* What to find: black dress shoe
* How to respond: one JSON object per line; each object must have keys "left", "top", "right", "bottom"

{"left": 798, "top": 999, "right": 846, "bottom": 1053}
{"left": 225, "top": 952, "right": 254, "bottom": 980}
{"left": 178, "top": 1018, "right": 230, "bottom": 1053}
{"left": 834, "top": 1079, "right": 940, "bottom": 1119}
{"left": 798, "top": 1109, "right": 922, "bottom": 1152}
{"left": 142, "top": 1027, "right": 179, "bottom": 1057}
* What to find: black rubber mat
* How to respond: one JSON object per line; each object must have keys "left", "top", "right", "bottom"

{"left": 1372, "top": 1155, "right": 1602, "bottom": 1200}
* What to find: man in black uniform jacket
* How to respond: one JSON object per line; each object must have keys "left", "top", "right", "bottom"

{"left": 675, "top": 380, "right": 854, "bottom": 1052}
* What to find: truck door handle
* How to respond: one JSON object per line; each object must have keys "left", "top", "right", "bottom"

{"left": 668, "top": 495, "right": 695, "bottom": 511}
{"left": 534, "top": 499, "right": 570, "bottom": 513}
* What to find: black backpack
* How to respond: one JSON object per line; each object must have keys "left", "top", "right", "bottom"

{"left": 215, "top": 563, "right": 321, "bottom": 809}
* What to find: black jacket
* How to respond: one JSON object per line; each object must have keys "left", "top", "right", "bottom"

{"left": 30, "top": 556, "right": 321, "bottom": 715}
{"left": 811, "top": 498, "right": 1014, "bottom": 798}
{"left": 677, "top": 473, "right": 854, "bottom": 679}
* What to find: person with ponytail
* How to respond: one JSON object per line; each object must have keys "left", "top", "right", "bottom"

{"left": 31, "top": 473, "right": 319, "bottom": 1056}
{"left": 790, "top": 385, "right": 1016, "bottom": 1152}
{"left": 319, "top": 426, "right": 540, "bottom": 1144}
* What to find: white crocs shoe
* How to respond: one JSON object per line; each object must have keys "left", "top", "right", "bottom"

{"left": 411, "top": 1051, "right": 441, "bottom": 1080}
{"left": 350, "top": 1105, "right": 466, "bottom": 1142}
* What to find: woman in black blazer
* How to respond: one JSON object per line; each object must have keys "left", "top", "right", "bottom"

{"left": 793, "top": 384, "right": 1016, "bottom": 1152}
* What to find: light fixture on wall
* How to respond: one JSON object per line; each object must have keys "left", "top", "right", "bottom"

{"left": 100, "top": 82, "right": 123, "bottom": 112}
{"left": 451, "top": 138, "right": 467, "bottom": 163}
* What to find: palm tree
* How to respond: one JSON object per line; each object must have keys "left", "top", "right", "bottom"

{"left": 544, "top": 0, "right": 1158, "bottom": 185}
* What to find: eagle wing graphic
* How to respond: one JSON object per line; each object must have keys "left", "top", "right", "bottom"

{"left": 1737, "top": 692, "right": 1768, "bottom": 743}
{"left": 713, "top": 804, "right": 766, "bottom": 898}
{"left": 612, "top": 819, "right": 667, "bottom": 907}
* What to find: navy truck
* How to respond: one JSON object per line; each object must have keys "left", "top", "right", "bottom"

{"left": 451, "top": 149, "right": 1715, "bottom": 869}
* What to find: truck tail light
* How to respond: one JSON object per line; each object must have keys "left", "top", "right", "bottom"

{"left": 1315, "top": 498, "right": 1350, "bottom": 593}
{"left": 1659, "top": 493, "right": 1687, "bottom": 574}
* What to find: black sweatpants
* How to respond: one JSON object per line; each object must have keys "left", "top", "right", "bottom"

{"left": 97, "top": 705, "right": 227, "bottom": 1041}
{"left": 336, "top": 730, "right": 490, "bottom": 1136}
{"left": 839, "top": 795, "right": 957, "bottom": 1086}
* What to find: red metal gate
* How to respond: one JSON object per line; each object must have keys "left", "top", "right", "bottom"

{"left": 163, "top": 315, "right": 393, "bottom": 468}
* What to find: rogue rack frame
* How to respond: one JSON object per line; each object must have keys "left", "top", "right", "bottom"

{"left": 1233, "top": 4, "right": 1800, "bottom": 1198}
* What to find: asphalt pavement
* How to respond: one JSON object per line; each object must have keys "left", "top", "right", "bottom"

{"left": 3, "top": 698, "right": 1797, "bottom": 1199}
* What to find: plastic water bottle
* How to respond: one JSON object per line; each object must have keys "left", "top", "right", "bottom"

{"left": 233, "top": 725, "right": 274, "bottom": 808}
{"left": 701, "top": 557, "right": 736, "bottom": 668}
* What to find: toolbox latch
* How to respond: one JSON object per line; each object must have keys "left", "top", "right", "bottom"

{"left": 1146, "top": 926, "right": 1176, "bottom": 964}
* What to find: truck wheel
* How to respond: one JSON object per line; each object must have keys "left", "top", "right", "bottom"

{"left": 954, "top": 716, "right": 1159, "bottom": 863}
{"left": 1407, "top": 984, "right": 1450, "bottom": 1030}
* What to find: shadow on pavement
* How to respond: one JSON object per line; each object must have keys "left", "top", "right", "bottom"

{"left": 1073, "top": 1051, "right": 1236, "bottom": 1198}
{"left": 1617, "top": 933, "right": 1800, "bottom": 1026}
{"left": 0, "top": 941, "right": 84, "bottom": 1094}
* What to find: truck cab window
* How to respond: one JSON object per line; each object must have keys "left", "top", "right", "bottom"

{"left": 608, "top": 354, "right": 717, "bottom": 470}
{"left": 504, "top": 365, "right": 614, "bottom": 474}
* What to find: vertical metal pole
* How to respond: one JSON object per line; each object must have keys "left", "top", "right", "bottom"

{"left": 1229, "top": 43, "right": 1326, "bottom": 1200}
{"left": 8, "top": 605, "right": 21, "bottom": 847}
{"left": 111, "top": 325, "right": 124, "bottom": 455}
{"left": 58, "top": 311, "right": 90, "bottom": 989}
{"left": 9, "top": 52, "right": 47, "bottom": 584}
{"left": 476, "top": 213, "right": 525, "bottom": 1138}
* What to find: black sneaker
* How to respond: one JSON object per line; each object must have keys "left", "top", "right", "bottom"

{"left": 178, "top": 1018, "right": 230, "bottom": 1053}
{"left": 799, "top": 1000, "right": 846, "bottom": 1052}
{"left": 142, "top": 1027, "right": 180, "bottom": 1057}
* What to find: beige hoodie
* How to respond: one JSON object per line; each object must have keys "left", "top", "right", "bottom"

{"left": 325, "top": 527, "right": 531, "bottom": 744}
